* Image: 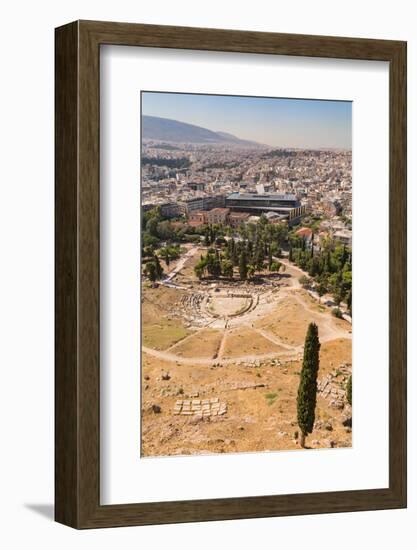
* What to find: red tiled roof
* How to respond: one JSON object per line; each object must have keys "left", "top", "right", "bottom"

{"left": 296, "top": 227, "right": 313, "bottom": 238}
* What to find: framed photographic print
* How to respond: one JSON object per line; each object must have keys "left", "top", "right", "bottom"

{"left": 55, "top": 20, "right": 407, "bottom": 528}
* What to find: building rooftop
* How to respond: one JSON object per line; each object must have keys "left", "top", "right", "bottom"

{"left": 227, "top": 192, "right": 297, "bottom": 201}
{"left": 230, "top": 211, "right": 250, "bottom": 217}
{"left": 228, "top": 205, "right": 296, "bottom": 213}
{"left": 265, "top": 211, "right": 285, "bottom": 219}
{"left": 296, "top": 227, "right": 314, "bottom": 238}
{"left": 210, "top": 207, "right": 229, "bottom": 213}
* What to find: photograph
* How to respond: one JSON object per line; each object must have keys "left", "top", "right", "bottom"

{"left": 0, "top": 0, "right": 410, "bottom": 539}
{"left": 140, "top": 91, "right": 353, "bottom": 457}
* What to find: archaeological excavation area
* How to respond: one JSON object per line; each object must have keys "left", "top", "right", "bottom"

{"left": 141, "top": 245, "right": 352, "bottom": 457}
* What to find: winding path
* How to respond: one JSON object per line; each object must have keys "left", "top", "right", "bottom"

{"left": 142, "top": 344, "right": 299, "bottom": 366}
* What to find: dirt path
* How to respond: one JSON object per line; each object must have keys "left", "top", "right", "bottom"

{"left": 252, "top": 327, "right": 301, "bottom": 351}
{"left": 165, "top": 328, "right": 202, "bottom": 352}
{"left": 290, "top": 291, "right": 351, "bottom": 342}
{"left": 216, "top": 330, "right": 229, "bottom": 360}
{"left": 280, "top": 258, "right": 351, "bottom": 321}
{"left": 142, "top": 344, "right": 300, "bottom": 365}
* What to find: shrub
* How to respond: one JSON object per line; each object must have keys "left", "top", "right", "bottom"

{"left": 332, "top": 308, "right": 343, "bottom": 319}
{"left": 299, "top": 275, "right": 311, "bottom": 289}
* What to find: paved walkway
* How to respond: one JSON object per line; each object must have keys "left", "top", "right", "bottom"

{"left": 162, "top": 246, "right": 199, "bottom": 284}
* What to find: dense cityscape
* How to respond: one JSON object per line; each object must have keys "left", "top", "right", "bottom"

{"left": 142, "top": 141, "right": 352, "bottom": 247}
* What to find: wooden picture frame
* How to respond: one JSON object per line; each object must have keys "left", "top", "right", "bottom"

{"left": 55, "top": 20, "right": 407, "bottom": 529}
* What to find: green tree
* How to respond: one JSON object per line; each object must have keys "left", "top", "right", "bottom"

{"left": 213, "top": 252, "right": 222, "bottom": 278}
{"left": 317, "top": 280, "right": 327, "bottom": 303}
{"left": 270, "top": 261, "right": 285, "bottom": 275}
{"left": 347, "top": 375, "right": 352, "bottom": 406}
{"left": 146, "top": 217, "right": 159, "bottom": 238}
{"left": 153, "top": 255, "right": 164, "bottom": 280}
{"left": 204, "top": 227, "right": 210, "bottom": 247}
{"left": 231, "top": 238, "right": 239, "bottom": 266}
{"left": 142, "top": 206, "right": 161, "bottom": 231}
{"left": 247, "top": 264, "right": 256, "bottom": 279}
{"left": 239, "top": 250, "right": 248, "bottom": 280}
{"left": 194, "top": 257, "right": 207, "bottom": 280}
{"left": 255, "top": 244, "right": 265, "bottom": 270}
{"left": 222, "top": 259, "right": 233, "bottom": 279}
{"left": 156, "top": 220, "right": 175, "bottom": 241}
{"left": 206, "top": 253, "right": 215, "bottom": 276}
{"left": 346, "top": 290, "right": 352, "bottom": 316}
{"left": 142, "top": 245, "right": 155, "bottom": 259}
{"left": 247, "top": 240, "right": 253, "bottom": 261}
{"left": 144, "top": 261, "right": 157, "bottom": 282}
{"left": 142, "top": 233, "right": 159, "bottom": 248}
{"left": 160, "top": 247, "right": 171, "bottom": 266}
{"left": 297, "top": 322, "right": 321, "bottom": 448}
{"left": 299, "top": 275, "right": 311, "bottom": 289}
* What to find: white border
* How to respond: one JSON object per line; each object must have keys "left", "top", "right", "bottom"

{"left": 100, "top": 45, "right": 389, "bottom": 505}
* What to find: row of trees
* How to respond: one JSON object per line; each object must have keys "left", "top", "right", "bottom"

{"left": 142, "top": 206, "right": 202, "bottom": 249}
{"left": 142, "top": 207, "right": 289, "bottom": 255}
{"left": 289, "top": 234, "right": 352, "bottom": 313}
{"left": 143, "top": 241, "right": 183, "bottom": 282}
{"left": 194, "top": 228, "right": 286, "bottom": 281}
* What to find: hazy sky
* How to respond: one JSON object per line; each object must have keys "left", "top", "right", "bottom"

{"left": 142, "top": 92, "right": 352, "bottom": 149}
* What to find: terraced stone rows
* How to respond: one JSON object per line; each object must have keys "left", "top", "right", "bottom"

{"left": 178, "top": 292, "right": 213, "bottom": 327}
{"left": 173, "top": 397, "right": 227, "bottom": 417}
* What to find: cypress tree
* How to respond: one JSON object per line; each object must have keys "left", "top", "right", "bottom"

{"left": 297, "top": 322, "right": 320, "bottom": 448}
{"left": 268, "top": 247, "right": 273, "bottom": 270}
{"left": 154, "top": 254, "right": 164, "bottom": 280}
{"left": 204, "top": 228, "right": 210, "bottom": 247}
{"left": 347, "top": 375, "right": 352, "bottom": 406}
{"left": 161, "top": 248, "right": 170, "bottom": 266}
{"left": 239, "top": 250, "right": 248, "bottom": 280}
{"left": 247, "top": 240, "right": 253, "bottom": 261}
{"left": 342, "top": 244, "right": 348, "bottom": 266}
{"left": 289, "top": 243, "right": 293, "bottom": 263}
{"left": 206, "top": 253, "right": 215, "bottom": 276}
{"left": 255, "top": 243, "right": 264, "bottom": 270}
{"left": 232, "top": 241, "right": 239, "bottom": 266}
{"left": 213, "top": 249, "right": 221, "bottom": 277}
{"left": 346, "top": 289, "right": 352, "bottom": 316}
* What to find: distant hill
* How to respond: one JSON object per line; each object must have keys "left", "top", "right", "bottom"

{"left": 142, "top": 115, "right": 266, "bottom": 148}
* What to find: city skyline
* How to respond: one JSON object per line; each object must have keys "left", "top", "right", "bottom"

{"left": 142, "top": 91, "right": 352, "bottom": 150}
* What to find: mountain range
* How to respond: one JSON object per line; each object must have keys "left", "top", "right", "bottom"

{"left": 142, "top": 115, "right": 266, "bottom": 148}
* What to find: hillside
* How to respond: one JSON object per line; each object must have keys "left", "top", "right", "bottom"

{"left": 142, "top": 115, "right": 265, "bottom": 148}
